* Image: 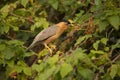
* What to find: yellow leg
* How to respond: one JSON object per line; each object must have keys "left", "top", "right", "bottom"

{"left": 44, "top": 43, "right": 53, "bottom": 55}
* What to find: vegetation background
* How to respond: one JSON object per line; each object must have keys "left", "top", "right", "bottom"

{"left": 0, "top": 0, "right": 120, "bottom": 80}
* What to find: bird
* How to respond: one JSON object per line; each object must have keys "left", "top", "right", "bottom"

{"left": 27, "top": 21, "right": 70, "bottom": 55}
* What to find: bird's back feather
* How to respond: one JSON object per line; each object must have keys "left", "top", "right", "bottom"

{"left": 27, "top": 25, "right": 58, "bottom": 50}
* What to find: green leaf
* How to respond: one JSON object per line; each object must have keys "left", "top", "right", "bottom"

{"left": 108, "top": 15, "right": 120, "bottom": 30}
{"left": 90, "top": 50, "right": 105, "bottom": 54}
{"left": 17, "top": 61, "right": 27, "bottom": 67}
{"left": 99, "top": 20, "right": 109, "bottom": 32}
{"left": 104, "top": 47, "right": 109, "bottom": 52}
{"left": 75, "top": 36, "right": 86, "bottom": 46}
{"left": 32, "top": 64, "right": 40, "bottom": 72}
{"left": 20, "top": 0, "right": 29, "bottom": 7}
{"left": 48, "top": 0, "right": 58, "bottom": 9}
{"left": 90, "top": 5, "right": 101, "bottom": 12}
{"left": 74, "top": 48, "right": 96, "bottom": 68}
{"left": 8, "top": 40, "right": 24, "bottom": 46}
{"left": 47, "top": 54, "right": 59, "bottom": 66}
{"left": 3, "top": 48, "right": 14, "bottom": 59}
{"left": 60, "top": 63, "right": 73, "bottom": 78}
{"left": 110, "top": 64, "right": 118, "bottom": 79}
{"left": 39, "top": 18, "right": 49, "bottom": 28}
{"left": 30, "top": 25, "right": 35, "bottom": 31}
{"left": 117, "top": 65, "right": 120, "bottom": 76}
{"left": 12, "top": 26, "right": 19, "bottom": 31}
{"left": 0, "top": 44, "right": 6, "bottom": 51}
{"left": 15, "top": 66, "right": 23, "bottom": 73}
{"left": 112, "top": 39, "right": 120, "bottom": 49}
{"left": 6, "top": 60, "right": 14, "bottom": 67}
{"left": 78, "top": 67, "right": 94, "bottom": 80}
{"left": 35, "top": 66, "right": 57, "bottom": 80}
{"left": 23, "top": 67, "right": 32, "bottom": 76}
{"left": 31, "top": 18, "right": 49, "bottom": 31}
{"left": 103, "top": 73, "right": 111, "bottom": 80}
{"left": 75, "top": 35, "right": 92, "bottom": 46}
{"left": 32, "top": 63, "right": 46, "bottom": 72}
{"left": 1, "top": 25, "right": 10, "bottom": 34}
{"left": 93, "top": 41, "right": 100, "bottom": 50}
{"left": 73, "top": 48, "right": 86, "bottom": 54}
{"left": 66, "top": 48, "right": 86, "bottom": 66}
{"left": 0, "top": 5, "right": 10, "bottom": 18}
{"left": 14, "top": 8, "right": 27, "bottom": 16}
{"left": 74, "top": 10, "right": 84, "bottom": 22}
{"left": 75, "top": 12, "right": 91, "bottom": 24}
{"left": 4, "top": 26, "right": 10, "bottom": 33}
{"left": 95, "top": 0, "right": 101, "bottom": 5}
{"left": 24, "top": 52, "right": 35, "bottom": 57}
{"left": 38, "top": 49, "right": 48, "bottom": 57}
{"left": 101, "top": 38, "right": 108, "bottom": 45}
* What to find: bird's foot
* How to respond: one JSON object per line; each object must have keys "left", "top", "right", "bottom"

{"left": 44, "top": 43, "right": 55, "bottom": 56}
{"left": 49, "top": 44, "right": 56, "bottom": 50}
{"left": 56, "top": 51, "right": 64, "bottom": 55}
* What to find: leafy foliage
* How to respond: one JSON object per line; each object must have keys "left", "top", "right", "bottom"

{"left": 0, "top": 0, "right": 120, "bottom": 80}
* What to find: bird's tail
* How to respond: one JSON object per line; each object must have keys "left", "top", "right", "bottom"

{"left": 26, "top": 41, "right": 36, "bottom": 50}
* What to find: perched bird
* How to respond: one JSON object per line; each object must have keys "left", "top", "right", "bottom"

{"left": 27, "top": 21, "right": 70, "bottom": 55}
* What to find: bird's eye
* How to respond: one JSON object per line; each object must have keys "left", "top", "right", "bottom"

{"left": 65, "top": 22, "right": 70, "bottom": 26}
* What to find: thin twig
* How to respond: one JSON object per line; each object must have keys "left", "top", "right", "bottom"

{"left": 19, "top": 30, "right": 33, "bottom": 33}
{"left": 112, "top": 54, "right": 120, "bottom": 63}
{"left": 94, "top": 71, "right": 101, "bottom": 80}
{"left": 109, "top": 49, "right": 114, "bottom": 57}
{"left": 10, "top": 13, "right": 35, "bottom": 23}
{"left": 108, "top": 28, "right": 114, "bottom": 38}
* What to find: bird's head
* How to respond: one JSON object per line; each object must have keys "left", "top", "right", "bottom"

{"left": 59, "top": 20, "right": 71, "bottom": 27}
{"left": 56, "top": 22, "right": 69, "bottom": 27}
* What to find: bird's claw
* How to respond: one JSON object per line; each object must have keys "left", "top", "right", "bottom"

{"left": 50, "top": 44, "right": 56, "bottom": 50}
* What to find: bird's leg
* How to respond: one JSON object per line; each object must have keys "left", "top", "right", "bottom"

{"left": 44, "top": 43, "right": 53, "bottom": 55}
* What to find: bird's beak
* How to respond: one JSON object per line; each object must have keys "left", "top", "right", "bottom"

{"left": 68, "top": 19, "right": 75, "bottom": 26}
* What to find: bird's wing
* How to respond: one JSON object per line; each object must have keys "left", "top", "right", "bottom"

{"left": 34, "top": 25, "right": 58, "bottom": 41}
{"left": 27, "top": 25, "right": 58, "bottom": 49}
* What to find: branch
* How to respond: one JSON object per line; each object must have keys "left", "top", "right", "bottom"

{"left": 112, "top": 54, "right": 120, "bottom": 63}
{"left": 94, "top": 50, "right": 120, "bottom": 80}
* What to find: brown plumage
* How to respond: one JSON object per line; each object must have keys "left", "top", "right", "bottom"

{"left": 27, "top": 22, "right": 70, "bottom": 54}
